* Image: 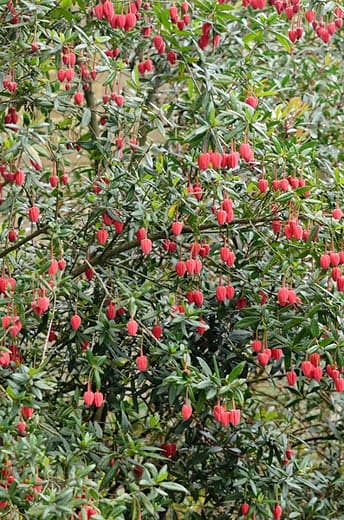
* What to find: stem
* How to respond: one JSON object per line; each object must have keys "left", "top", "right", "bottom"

{"left": 84, "top": 86, "right": 100, "bottom": 139}
{"left": 0, "top": 225, "right": 49, "bottom": 259}
{"left": 40, "top": 290, "right": 57, "bottom": 366}
{"left": 71, "top": 217, "right": 268, "bottom": 278}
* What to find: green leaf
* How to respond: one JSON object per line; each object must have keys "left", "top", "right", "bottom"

{"left": 272, "top": 32, "right": 292, "bottom": 52}
{"left": 155, "top": 464, "right": 168, "bottom": 483}
{"left": 81, "top": 108, "right": 91, "bottom": 127}
{"left": 197, "top": 357, "right": 212, "bottom": 376}
{"left": 183, "top": 125, "right": 209, "bottom": 144}
{"left": 160, "top": 481, "right": 189, "bottom": 493}
{"left": 100, "top": 462, "right": 119, "bottom": 490}
{"left": 227, "top": 361, "right": 246, "bottom": 383}
{"left": 233, "top": 316, "right": 260, "bottom": 329}
{"left": 310, "top": 319, "right": 320, "bottom": 338}
{"left": 139, "top": 493, "right": 155, "bottom": 515}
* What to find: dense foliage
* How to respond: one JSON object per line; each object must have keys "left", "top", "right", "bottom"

{"left": 0, "top": 0, "right": 343, "bottom": 518}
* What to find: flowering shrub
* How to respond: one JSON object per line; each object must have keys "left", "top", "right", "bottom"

{"left": 0, "top": 0, "right": 343, "bottom": 518}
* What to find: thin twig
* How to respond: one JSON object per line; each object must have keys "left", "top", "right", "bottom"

{"left": 40, "top": 290, "right": 57, "bottom": 366}
{"left": 0, "top": 225, "right": 49, "bottom": 259}
{"left": 71, "top": 217, "right": 268, "bottom": 277}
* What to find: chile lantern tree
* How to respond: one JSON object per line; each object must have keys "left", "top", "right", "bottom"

{"left": 0, "top": 0, "right": 343, "bottom": 518}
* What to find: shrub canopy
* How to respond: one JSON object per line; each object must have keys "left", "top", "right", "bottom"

{"left": 0, "top": 0, "right": 344, "bottom": 518}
